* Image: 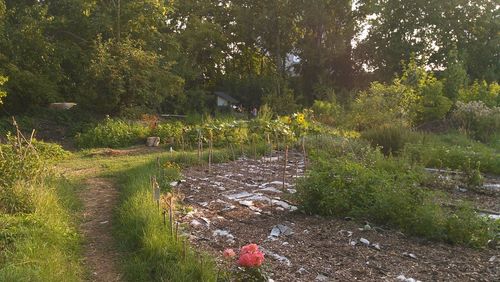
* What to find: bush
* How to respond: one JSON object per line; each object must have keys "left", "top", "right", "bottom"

{"left": 349, "top": 81, "right": 416, "bottom": 130}
{"left": 361, "top": 125, "right": 421, "bottom": 155}
{"left": 458, "top": 80, "right": 500, "bottom": 107}
{"left": 75, "top": 118, "right": 149, "bottom": 148}
{"left": 415, "top": 78, "right": 452, "bottom": 124}
{"left": 452, "top": 101, "right": 500, "bottom": 143}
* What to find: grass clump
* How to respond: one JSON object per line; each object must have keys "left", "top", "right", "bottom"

{"left": 297, "top": 136, "right": 498, "bottom": 247}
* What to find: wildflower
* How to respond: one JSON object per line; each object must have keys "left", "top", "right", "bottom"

{"left": 223, "top": 248, "right": 236, "bottom": 259}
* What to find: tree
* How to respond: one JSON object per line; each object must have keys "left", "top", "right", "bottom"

{"left": 85, "top": 38, "right": 183, "bottom": 114}
{"left": 357, "top": 0, "right": 499, "bottom": 82}
{"left": 0, "top": 1, "right": 62, "bottom": 113}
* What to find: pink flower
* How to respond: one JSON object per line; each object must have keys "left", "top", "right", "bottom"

{"left": 223, "top": 248, "right": 236, "bottom": 259}
{"left": 240, "top": 243, "right": 259, "bottom": 255}
{"left": 238, "top": 244, "right": 264, "bottom": 268}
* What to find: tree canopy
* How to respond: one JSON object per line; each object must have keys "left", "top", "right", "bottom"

{"left": 0, "top": 0, "right": 497, "bottom": 115}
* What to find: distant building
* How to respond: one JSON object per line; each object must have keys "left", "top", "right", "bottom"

{"left": 214, "top": 91, "right": 238, "bottom": 107}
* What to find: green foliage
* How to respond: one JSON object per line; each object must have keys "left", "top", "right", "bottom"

{"left": 297, "top": 137, "right": 497, "bottom": 247}
{"left": 85, "top": 38, "right": 183, "bottom": 114}
{"left": 75, "top": 118, "right": 149, "bottom": 148}
{"left": 458, "top": 80, "right": 500, "bottom": 107}
{"left": 0, "top": 178, "right": 83, "bottom": 281}
{"left": 0, "top": 75, "right": 6, "bottom": 104}
{"left": 262, "top": 84, "right": 298, "bottom": 115}
{"left": 452, "top": 101, "right": 500, "bottom": 143}
{"left": 416, "top": 78, "right": 452, "bottom": 123}
{"left": 115, "top": 161, "right": 218, "bottom": 281}
{"left": 311, "top": 98, "right": 343, "bottom": 126}
{"left": 399, "top": 58, "right": 452, "bottom": 124}
{"left": 442, "top": 55, "right": 468, "bottom": 101}
{"left": 361, "top": 125, "right": 420, "bottom": 155}
{"left": 403, "top": 132, "right": 500, "bottom": 175}
{"left": 350, "top": 81, "right": 416, "bottom": 130}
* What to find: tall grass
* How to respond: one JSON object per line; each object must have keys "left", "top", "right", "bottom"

{"left": 114, "top": 160, "right": 218, "bottom": 281}
{"left": 0, "top": 178, "right": 83, "bottom": 281}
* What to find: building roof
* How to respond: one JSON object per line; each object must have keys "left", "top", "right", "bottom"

{"left": 214, "top": 91, "right": 238, "bottom": 104}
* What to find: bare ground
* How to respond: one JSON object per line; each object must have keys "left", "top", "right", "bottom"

{"left": 176, "top": 153, "right": 499, "bottom": 281}
{"left": 79, "top": 177, "right": 122, "bottom": 282}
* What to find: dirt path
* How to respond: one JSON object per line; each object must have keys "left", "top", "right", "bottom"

{"left": 176, "top": 153, "right": 499, "bottom": 281}
{"left": 79, "top": 177, "right": 122, "bottom": 282}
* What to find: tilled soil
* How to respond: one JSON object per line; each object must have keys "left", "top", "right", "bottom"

{"left": 176, "top": 153, "right": 499, "bottom": 281}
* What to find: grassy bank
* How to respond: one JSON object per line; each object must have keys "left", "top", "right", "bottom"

{"left": 0, "top": 178, "right": 83, "bottom": 281}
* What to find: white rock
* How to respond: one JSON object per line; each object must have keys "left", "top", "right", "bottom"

{"left": 190, "top": 219, "right": 202, "bottom": 228}
{"left": 360, "top": 238, "right": 370, "bottom": 246}
{"left": 296, "top": 267, "right": 307, "bottom": 275}
{"left": 371, "top": 243, "right": 381, "bottom": 250}
{"left": 489, "top": 256, "right": 496, "bottom": 262}
{"left": 225, "top": 191, "right": 253, "bottom": 200}
{"left": 213, "top": 229, "right": 234, "bottom": 240}
{"left": 315, "top": 274, "right": 329, "bottom": 281}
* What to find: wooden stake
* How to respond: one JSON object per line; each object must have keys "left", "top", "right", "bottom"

{"left": 175, "top": 222, "right": 179, "bottom": 242}
{"left": 169, "top": 198, "right": 174, "bottom": 237}
{"left": 208, "top": 137, "right": 213, "bottom": 173}
{"left": 282, "top": 145, "right": 288, "bottom": 190}
{"left": 182, "top": 238, "right": 187, "bottom": 261}
{"left": 302, "top": 136, "right": 307, "bottom": 171}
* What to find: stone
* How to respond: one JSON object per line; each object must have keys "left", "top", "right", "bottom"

{"left": 296, "top": 267, "right": 308, "bottom": 275}
{"left": 213, "top": 229, "right": 234, "bottom": 240}
{"left": 403, "top": 252, "right": 417, "bottom": 259}
{"left": 371, "top": 243, "right": 381, "bottom": 251}
{"left": 489, "top": 256, "right": 496, "bottom": 262}
{"left": 360, "top": 238, "right": 370, "bottom": 246}
{"left": 363, "top": 224, "right": 372, "bottom": 231}
{"left": 225, "top": 191, "right": 253, "bottom": 200}
{"left": 269, "top": 224, "right": 294, "bottom": 237}
{"left": 190, "top": 219, "right": 202, "bottom": 228}
{"left": 315, "top": 274, "right": 329, "bottom": 281}
{"left": 146, "top": 137, "right": 160, "bottom": 147}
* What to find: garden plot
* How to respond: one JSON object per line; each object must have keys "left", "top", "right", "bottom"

{"left": 426, "top": 168, "right": 500, "bottom": 215}
{"left": 176, "top": 153, "right": 498, "bottom": 281}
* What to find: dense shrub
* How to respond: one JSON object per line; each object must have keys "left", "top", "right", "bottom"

{"left": 75, "top": 118, "right": 149, "bottom": 148}
{"left": 415, "top": 78, "right": 452, "bottom": 124}
{"left": 349, "top": 81, "right": 416, "bottom": 130}
{"left": 0, "top": 134, "right": 70, "bottom": 214}
{"left": 458, "top": 80, "right": 500, "bottom": 107}
{"left": 452, "top": 101, "right": 500, "bottom": 142}
{"left": 311, "top": 99, "right": 343, "bottom": 126}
